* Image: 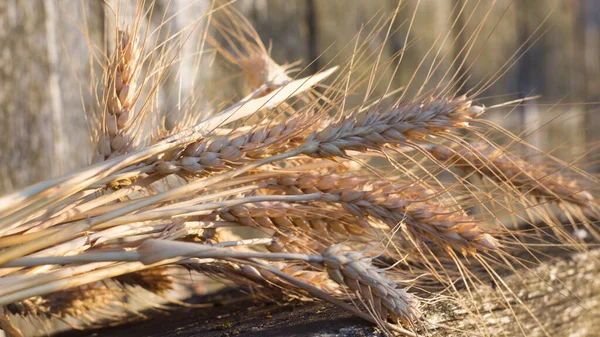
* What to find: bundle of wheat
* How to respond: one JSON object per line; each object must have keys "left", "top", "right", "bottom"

{"left": 0, "top": 2, "right": 597, "bottom": 337}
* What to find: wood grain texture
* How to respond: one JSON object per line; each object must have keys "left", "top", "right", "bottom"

{"left": 0, "top": 1, "right": 101, "bottom": 192}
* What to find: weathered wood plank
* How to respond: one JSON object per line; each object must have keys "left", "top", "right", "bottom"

{"left": 0, "top": 1, "right": 102, "bottom": 193}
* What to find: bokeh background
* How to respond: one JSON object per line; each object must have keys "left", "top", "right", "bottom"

{"left": 1, "top": 0, "right": 599, "bottom": 193}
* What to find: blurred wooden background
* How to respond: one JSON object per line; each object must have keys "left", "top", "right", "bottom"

{"left": 1, "top": 0, "right": 599, "bottom": 193}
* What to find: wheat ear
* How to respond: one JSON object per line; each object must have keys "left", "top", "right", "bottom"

{"left": 114, "top": 266, "right": 174, "bottom": 295}
{"left": 218, "top": 202, "right": 370, "bottom": 237}
{"left": 154, "top": 116, "right": 309, "bottom": 177}
{"left": 430, "top": 143, "right": 597, "bottom": 211}
{"left": 97, "top": 30, "right": 141, "bottom": 161}
{"left": 210, "top": 6, "right": 293, "bottom": 94}
{"left": 6, "top": 282, "right": 121, "bottom": 322}
{"left": 266, "top": 173, "right": 498, "bottom": 254}
{"left": 303, "top": 97, "right": 483, "bottom": 158}
{"left": 321, "top": 244, "right": 422, "bottom": 324}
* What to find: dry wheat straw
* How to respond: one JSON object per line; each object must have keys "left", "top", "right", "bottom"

{"left": 192, "top": 259, "right": 341, "bottom": 297}
{"left": 238, "top": 53, "right": 293, "bottom": 93}
{"left": 0, "top": 66, "right": 336, "bottom": 229}
{"left": 139, "top": 240, "right": 419, "bottom": 325}
{"left": 210, "top": 6, "right": 294, "bottom": 95}
{"left": 265, "top": 231, "right": 325, "bottom": 255}
{"left": 280, "top": 264, "right": 342, "bottom": 295}
{"left": 149, "top": 96, "right": 483, "bottom": 181}
{"left": 0, "top": 307, "right": 23, "bottom": 337}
